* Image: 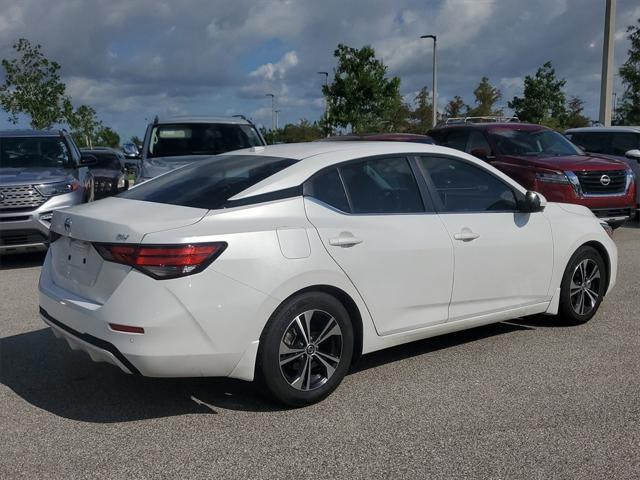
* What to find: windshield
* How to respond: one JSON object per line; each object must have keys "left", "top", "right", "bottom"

{"left": 147, "top": 123, "right": 263, "bottom": 160}
{"left": 120, "top": 154, "right": 297, "bottom": 209}
{"left": 90, "top": 152, "right": 122, "bottom": 170}
{"left": 489, "top": 129, "right": 582, "bottom": 156}
{"left": 0, "top": 137, "right": 73, "bottom": 168}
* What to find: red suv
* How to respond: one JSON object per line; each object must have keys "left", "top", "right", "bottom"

{"left": 429, "top": 123, "right": 636, "bottom": 228}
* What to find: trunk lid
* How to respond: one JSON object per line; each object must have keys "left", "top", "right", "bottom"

{"left": 48, "top": 197, "right": 208, "bottom": 303}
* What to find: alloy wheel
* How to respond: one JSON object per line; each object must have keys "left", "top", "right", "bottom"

{"left": 279, "top": 309, "right": 343, "bottom": 391}
{"left": 570, "top": 259, "right": 601, "bottom": 316}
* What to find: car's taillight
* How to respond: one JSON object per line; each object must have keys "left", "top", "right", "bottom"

{"left": 93, "top": 242, "right": 227, "bottom": 279}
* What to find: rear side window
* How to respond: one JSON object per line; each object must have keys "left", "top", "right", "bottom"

{"left": 339, "top": 157, "right": 424, "bottom": 214}
{"left": 420, "top": 156, "right": 517, "bottom": 213}
{"left": 306, "top": 168, "right": 350, "bottom": 212}
{"left": 120, "top": 154, "right": 296, "bottom": 209}
{"left": 442, "top": 130, "right": 469, "bottom": 151}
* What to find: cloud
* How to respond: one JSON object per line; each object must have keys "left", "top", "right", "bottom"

{"left": 0, "top": 0, "right": 637, "bottom": 138}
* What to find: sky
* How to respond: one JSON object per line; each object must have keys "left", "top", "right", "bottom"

{"left": 0, "top": 0, "right": 638, "bottom": 142}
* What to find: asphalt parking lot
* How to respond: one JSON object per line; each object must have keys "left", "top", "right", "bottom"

{"left": 1, "top": 225, "right": 639, "bottom": 480}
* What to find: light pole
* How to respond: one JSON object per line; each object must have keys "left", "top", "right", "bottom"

{"left": 318, "top": 71, "right": 329, "bottom": 136}
{"left": 599, "top": 0, "right": 616, "bottom": 126}
{"left": 274, "top": 109, "right": 281, "bottom": 130}
{"left": 265, "top": 93, "right": 275, "bottom": 131}
{"left": 420, "top": 34, "right": 437, "bottom": 128}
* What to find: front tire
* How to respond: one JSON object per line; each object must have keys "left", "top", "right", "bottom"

{"left": 558, "top": 246, "right": 606, "bottom": 325}
{"left": 257, "top": 292, "right": 354, "bottom": 407}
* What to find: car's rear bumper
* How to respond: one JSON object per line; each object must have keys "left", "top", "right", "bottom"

{"left": 38, "top": 250, "right": 275, "bottom": 380}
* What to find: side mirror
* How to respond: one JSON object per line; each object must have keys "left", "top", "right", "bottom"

{"left": 519, "top": 190, "right": 545, "bottom": 213}
{"left": 80, "top": 153, "right": 97, "bottom": 166}
{"left": 625, "top": 149, "right": 640, "bottom": 162}
{"left": 122, "top": 143, "right": 141, "bottom": 159}
{"left": 470, "top": 148, "right": 489, "bottom": 160}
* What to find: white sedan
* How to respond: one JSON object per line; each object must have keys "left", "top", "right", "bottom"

{"left": 39, "top": 142, "right": 617, "bottom": 406}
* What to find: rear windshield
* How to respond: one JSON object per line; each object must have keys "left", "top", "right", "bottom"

{"left": 90, "top": 152, "right": 122, "bottom": 170}
{"left": 147, "top": 123, "right": 263, "bottom": 159}
{"left": 0, "top": 136, "right": 73, "bottom": 168}
{"left": 119, "top": 154, "right": 297, "bottom": 209}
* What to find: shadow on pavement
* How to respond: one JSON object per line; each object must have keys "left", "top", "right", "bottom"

{"left": 1, "top": 321, "right": 535, "bottom": 422}
{"left": 0, "top": 251, "right": 46, "bottom": 271}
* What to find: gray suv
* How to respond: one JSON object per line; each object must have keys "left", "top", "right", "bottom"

{"left": 138, "top": 115, "right": 266, "bottom": 181}
{"left": 0, "top": 130, "right": 95, "bottom": 253}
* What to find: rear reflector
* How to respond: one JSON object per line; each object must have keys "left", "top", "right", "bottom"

{"left": 94, "top": 242, "right": 227, "bottom": 279}
{"left": 109, "top": 323, "right": 145, "bottom": 334}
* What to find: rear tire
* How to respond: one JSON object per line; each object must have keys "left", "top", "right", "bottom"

{"left": 558, "top": 246, "right": 606, "bottom": 325}
{"left": 257, "top": 292, "right": 354, "bottom": 407}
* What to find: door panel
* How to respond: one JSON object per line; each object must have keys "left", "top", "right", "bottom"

{"left": 305, "top": 199, "right": 454, "bottom": 335}
{"left": 438, "top": 212, "right": 553, "bottom": 320}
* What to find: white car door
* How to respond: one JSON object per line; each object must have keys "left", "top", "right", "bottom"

{"left": 417, "top": 155, "right": 554, "bottom": 321}
{"left": 304, "top": 155, "right": 454, "bottom": 336}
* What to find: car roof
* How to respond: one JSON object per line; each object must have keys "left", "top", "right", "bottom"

{"left": 0, "top": 129, "right": 63, "bottom": 138}
{"left": 224, "top": 141, "right": 524, "bottom": 201}
{"left": 322, "top": 133, "right": 433, "bottom": 142}
{"left": 566, "top": 126, "right": 640, "bottom": 133}
{"left": 154, "top": 115, "right": 252, "bottom": 125}
{"left": 433, "top": 122, "right": 546, "bottom": 132}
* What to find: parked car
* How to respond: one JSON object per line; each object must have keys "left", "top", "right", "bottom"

{"left": 320, "top": 133, "right": 434, "bottom": 144}
{"left": 39, "top": 142, "right": 617, "bottom": 406}
{"left": 565, "top": 126, "right": 640, "bottom": 218}
{"left": 138, "top": 115, "right": 266, "bottom": 181}
{"left": 0, "top": 130, "right": 95, "bottom": 253}
{"left": 80, "top": 148, "right": 128, "bottom": 199}
{"left": 429, "top": 123, "right": 636, "bottom": 228}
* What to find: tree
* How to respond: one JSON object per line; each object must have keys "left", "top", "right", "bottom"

{"left": 468, "top": 77, "right": 502, "bottom": 117}
{"left": 508, "top": 61, "right": 567, "bottom": 126}
{"left": 564, "top": 96, "right": 590, "bottom": 129}
{"left": 323, "top": 44, "right": 402, "bottom": 133}
{"left": 278, "top": 119, "right": 323, "bottom": 143}
{"left": 0, "top": 38, "right": 68, "bottom": 129}
{"left": 97, "top": 127, "right": 120, "bottom": 148}
{"left": 409, "top": 87, "right": 434, "bottom": 133}
{"left": 67, "top": 105, "right": 102, "bottom": 148}
{"left": 130, "top": 136, "right": 143, "bottom": 147}
{"left": 444, "top": 95, "right": 468, "bottom": 119}
{"left": 616, "top": 18, "right": 640, "bottom": 125}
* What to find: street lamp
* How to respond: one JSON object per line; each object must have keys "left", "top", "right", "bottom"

{"left": 265, "top": 93, "right": 275, "bottom": 131}
{"left": 318, "top": 71, "right": 329, "bottom": 136}
{"left": 420, "top": 34, "right": 437, "bottom": 128}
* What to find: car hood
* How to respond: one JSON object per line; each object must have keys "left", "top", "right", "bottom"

{"left": 141, "top": 155, "right": 213, "bottom": 178}
{"left": 0, "top": 167, "right": 74, "bottom": 185}
{"left": 500, "top": 154, "right": 628, "bottom": 171}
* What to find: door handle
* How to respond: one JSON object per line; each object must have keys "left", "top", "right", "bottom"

{"left": 453, "top": 228, "right": 480, "bottom": 242}
{"left": 329, "top": 233, "right": 363, "bottom": 247}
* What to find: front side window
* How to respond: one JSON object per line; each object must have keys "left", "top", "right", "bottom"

{"left": 339, "top": 157, "right": 424, "bottom": 214}
{"left": 148, "top": 123, "right": 263, "bottom": 159}
{"left": 0, "top": 137, "right": 72, "bottom": 169}
{"left": 420, "top": 156, "right": 517, "bottom": 213}
{"left": 120, "top": 154, "right": 296, "bottom": 209}
{"left": 490, "top": 128, "right": 581, "bottom": 156}
{"left": 611, "top": 133, "right": 640, "bottom": 156}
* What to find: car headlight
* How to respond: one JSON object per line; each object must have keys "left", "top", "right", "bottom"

{"left": 35, "top": 180, "right": 79, "bottom": 197}
{"left": 117, "top": 176, "right": 126, "bottom": 189}
{"left": 535, "top": 171, "right": 569, "bottom": 184}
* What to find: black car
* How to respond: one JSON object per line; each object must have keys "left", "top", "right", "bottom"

{"left": 81, "top": 148, "right": 128, "bottom": 199}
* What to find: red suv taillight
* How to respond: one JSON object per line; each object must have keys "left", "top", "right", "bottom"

{"left": 93, "top": 242, "right": 227, "bottom": 279}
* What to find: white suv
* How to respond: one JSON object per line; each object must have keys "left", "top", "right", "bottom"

{"left": 138, "top": 115, "right": 266, "bottom": 181}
